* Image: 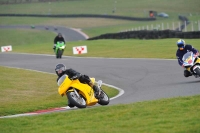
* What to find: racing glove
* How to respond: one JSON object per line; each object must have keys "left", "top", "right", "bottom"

{"left": 194, "top": 52, "right": 199, "bottom": 58}
{"left": 53, "top": 44, "right": 56, "bottom": 49}
{"left": 70, "top": 75, "right": 79, "bottom": 80}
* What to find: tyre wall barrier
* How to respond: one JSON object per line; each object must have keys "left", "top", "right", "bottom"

{"left": 0, "top": 14, "right": 156, "bottom": 21}
{"left": 88, "top": 30, "right": 200, "bottom": 40}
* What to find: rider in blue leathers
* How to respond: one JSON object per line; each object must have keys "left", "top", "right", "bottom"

{"left": 176, "top": 39, "right": 199, "bottom": 77}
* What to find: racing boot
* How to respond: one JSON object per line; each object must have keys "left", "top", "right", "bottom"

{"left": 194, "top": 74, "right": 200, "bottom": 78}
{"left": 53, "top": 44, "right": 56, "bottom": 52}
{"left": 184, "top": 70, "right": 192, "bottom": 77}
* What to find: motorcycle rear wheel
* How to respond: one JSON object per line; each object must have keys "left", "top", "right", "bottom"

{"left": 67, "top": 91, "right": 86, "bottom": 108}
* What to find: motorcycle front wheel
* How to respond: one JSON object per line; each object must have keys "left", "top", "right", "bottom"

{"left": 98, "top": 89, "right": 110, "bottom": 105}
{"left": 57, "top": 49, "right": 63, "bottom": 58}
{"left": 67, "top": 91, "right": 86, "bottom": 108}
{"left": 194, "top": 67, "right": 200, "bottom": 76}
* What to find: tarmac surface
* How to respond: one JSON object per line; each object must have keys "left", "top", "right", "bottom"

{"left": 1, "top": 53, "right": 200, "bottom": 106}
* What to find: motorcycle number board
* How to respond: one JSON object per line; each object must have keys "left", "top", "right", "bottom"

{"left": 73, "top": 46, "right": 87, "bottom": 54}
{"left": 1, "top": 45, "right": 12, "bottom": 52}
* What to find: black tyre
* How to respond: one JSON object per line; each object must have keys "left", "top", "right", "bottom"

{"left": 194, "top": 67, "right": 200, "bottom": 76}
{"left": 57, "top": 49, "right": 63, "bottom": 58}
{"left": 67, "top": 91, "right": 86, "bottom": 108}
{"left": 98, "top": 89, "right": 110, "bottom": 105}
{"left": 56, "top": 53, "right": 59, "bottom": 58}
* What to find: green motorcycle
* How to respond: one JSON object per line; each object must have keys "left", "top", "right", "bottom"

{"left": 55, "top": 41, "right": 66, "bottom": 59}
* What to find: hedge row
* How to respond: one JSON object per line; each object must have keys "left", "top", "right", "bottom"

{"left": 0, "top": 0, "right": 71, "bottom": 5}
{"left": 0, "top": 14, "right": 156, "bottom": 21}
{"left": 88, "top": 30, "right": 200, "bottom": 40}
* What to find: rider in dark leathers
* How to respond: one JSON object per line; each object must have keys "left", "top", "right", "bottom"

{"left": 176, "top": 39, "right": 199, "bottom": 77}
{"left": 55, "top": 64, "right": 101, "bottom": 107}
{"left": 53, "top": 33, "right": 65, "bottom": 50}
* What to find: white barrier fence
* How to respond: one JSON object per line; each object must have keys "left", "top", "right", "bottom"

{"left": 121, "top": 20, "right": 200, "bottom": 32}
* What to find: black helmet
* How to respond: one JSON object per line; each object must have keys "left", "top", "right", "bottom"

{"left": 55, "top": 64, "right": 66, "bottom": 76}
{"left": 58, "top": 33, "right": 62, "bottom": 37}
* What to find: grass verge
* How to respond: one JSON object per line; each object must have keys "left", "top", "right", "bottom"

{"left": 1, "top": 29, "right": 200, "bottom": 59}
{"left": 0, "top": 15, "right": 200, "bottom": 37}
{"left": 0, "top": 0, "right": 199, "bottom": 16}
{"left": 0, "top": 66, "right": 119, "bottom": 116}
{"left": 0, "top": 95, "right": 200, "bottom": 133}
{"left": 0, "top": 0, "right": 200, "bottom": 37}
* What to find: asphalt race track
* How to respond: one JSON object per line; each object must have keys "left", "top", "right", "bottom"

{"left": 0, "top": 25, "right": 200, "bottom": 117}
{"left": 0, "top": 25, "right": 88, "bottom": 41}
{"left": 1, "top": 53, "right": 200, "bottom": 105}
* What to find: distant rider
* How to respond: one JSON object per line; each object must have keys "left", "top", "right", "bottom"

{"left": 53, "top": 33, "right": 66, "bottom": 50}
{"left": 176, "top": 39, "right": 199, "bottom": 77}
{"left": 55, "top": 64, "right": 101, "bottom": 107}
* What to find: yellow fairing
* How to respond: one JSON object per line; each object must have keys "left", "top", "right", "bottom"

{"left": 58, "top": 77, "right": 98, "bottom": 106}
{"left": 58, "top": 77, "right": 72, "bottom": 95}
{"left": 186, "top": 57, "right": 200, "bottom": 72}
{"left": 195, "top": 58, "right": 200, "bottom": 63}
{"left": 186, "top": 67, "right": 190, "bottom": 71}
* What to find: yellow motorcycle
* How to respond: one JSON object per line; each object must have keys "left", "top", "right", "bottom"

{"left": 182, "top": 52, "right": 200, "bottom": 77}
{"left": 57, "top": 74, "right": 110, "bottom": 108}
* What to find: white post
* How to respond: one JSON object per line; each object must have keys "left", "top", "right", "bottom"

{"left": 199, "top": 20, "right": 200, "bottom": 31}
{"left": 157, "top": 24, "right": 160, "bottom": 30}
{"left": 191, "top": 21, "right": 194, "bottom": 31}
{"left": 185, "top": 21, "right": 187, "bottom": 32}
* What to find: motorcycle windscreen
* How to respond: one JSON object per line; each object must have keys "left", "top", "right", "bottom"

{"left": 182, "top": 52, "right": 192, "bottom": 61}
{"left": 182, "top": 52, "right": 194, "bottom": 66}
{"left": 58, "top": 75, "right": 72, "bottom": 95}
{"left": 56, "top": 42, "right": 65, "bottom": 49}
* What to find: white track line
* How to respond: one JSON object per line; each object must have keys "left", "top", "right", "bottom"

{"left": 2, "top": 66, "right": 124, "bottom": 99}
{"left": 70, "top": 28, "right": 89, "bottom": 39}
{"left": 0, "top": 52, "right": 176, "bottom": 61}
{"left": 2, "top": 66, "right": 124, "bottom": 98}
{"left": 0, "top": 66, "right": 124, "bottom": 118}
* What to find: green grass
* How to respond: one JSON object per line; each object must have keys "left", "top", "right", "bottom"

{"left": 0, "top": 29, "right": 56, "bottom": 53}
{"left": 0, "top": 95, "right": 200, "bottom": 133}
{"left": 0, "top": 15, "right": 199, "bottom": 37}
{"left": 0, "top": 66, "right": 118, "bottom": 116}
{"left": 0, "top": 0, "right": 199, "bottom": 16}
{"left": 1, "top": 29, "right": 200, "bottom": 59}
{"left": 0, "top": 0, "right": 200, "bottom": 37}
{"left": 0, "top": 1, "right": 200, "bottom": 132}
